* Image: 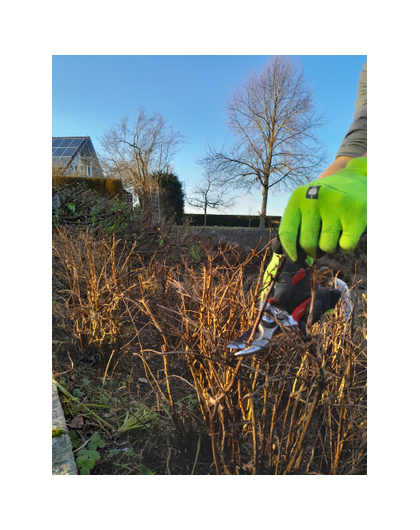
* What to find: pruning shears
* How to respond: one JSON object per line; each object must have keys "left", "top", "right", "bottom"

{"left": 228, "top": 255, "right": 298, "bottom": 356}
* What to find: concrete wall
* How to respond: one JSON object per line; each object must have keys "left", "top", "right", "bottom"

{"left": 202, "top": 228, "right": 276, "bottom": 252}
{"left": 52, "top": 379, "right": 78, "bottom": 475}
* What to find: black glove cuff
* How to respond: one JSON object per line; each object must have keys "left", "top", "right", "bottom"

{"left": 271, "top": 239, "right": 283, "bottom": 255}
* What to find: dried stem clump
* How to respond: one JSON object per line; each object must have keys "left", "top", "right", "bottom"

{"left": 53, "top": 226, "right": 367, "bottom": 475}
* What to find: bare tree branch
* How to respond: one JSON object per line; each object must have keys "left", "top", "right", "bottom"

{"left": 187, "top": 164, "right": 236, "bottom": 227}
{"left": 98, "top": 106, "right": 185, "bottom": 210}
{"left": 198, "top": 56, "right": 327, "bottom": 228}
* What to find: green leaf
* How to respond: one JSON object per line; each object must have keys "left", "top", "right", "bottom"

{"left": 108, "top": 449, "right": 120, "bottom": 458}
{"left": 86, "top": 458, "right": 96, "bottom": 470}
{"left": 88, "top": 435, "right": 105, "bottom": 451}
{"left": 76, "top": 456, "right": 87, "bottom": 468}
{"left": 138, "top": 464, "right": 154, "bottom": 475}
{"left": 76, "top": 449, "right": 101, "bottom": 463}
{"left": 73, "top": 388, "right": 85, "bottom": 398}
{"left": 68, "top": 431, "right": 81, "bottom": 450}
{"left": 80, "top": 466, "right": 90, "bottom": 475}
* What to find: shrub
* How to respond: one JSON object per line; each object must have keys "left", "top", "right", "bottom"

{"left": 128, "top": 245, "right": 367, "bottom": 475}
{"left": 53, "top": 176, "right": 124, "bottom": 199}
{"left": 53, "top": 222, "right": 367, "bottom": 475}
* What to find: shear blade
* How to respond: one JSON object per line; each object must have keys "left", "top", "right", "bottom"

{"left": 227, "top": 328, "right": 253, "bottom": 349}
{"left": 234, "top": 337, "right": 271, "bottom": 356}
{"left": 228, "top": 305, "right": 298, "bottom": 353}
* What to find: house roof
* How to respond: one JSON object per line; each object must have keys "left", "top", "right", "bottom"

{"left": 52, "top": 136, "right": 90, "bottom": 170}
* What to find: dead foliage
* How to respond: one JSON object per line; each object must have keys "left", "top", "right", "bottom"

{"left": 52, "top": 225, "right": 367, "bottom": 475}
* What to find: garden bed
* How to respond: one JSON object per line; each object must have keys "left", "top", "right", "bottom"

{"left": 52, "top": 221, "right": 367, "bottom": 475}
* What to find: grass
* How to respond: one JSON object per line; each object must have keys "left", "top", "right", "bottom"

{"left": 52, "top": 220, "right": 367, "bottom": 475}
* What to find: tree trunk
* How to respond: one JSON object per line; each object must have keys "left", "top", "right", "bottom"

{"left": 204, "top": 205, "right": 207, "bottom": 228}
{"left": 259, "top": 181, "right": 269, "bottom": 229}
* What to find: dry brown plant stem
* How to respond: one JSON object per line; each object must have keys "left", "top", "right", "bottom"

{"left": 53, "top": 226, "right": 367, "bottom": 475}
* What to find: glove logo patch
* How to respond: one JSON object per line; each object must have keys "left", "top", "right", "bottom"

{"left": 306, "top": 186, "right": 321, "bottom": 199}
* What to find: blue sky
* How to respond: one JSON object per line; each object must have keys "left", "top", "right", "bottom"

{"left": 52, "top": 55, "right": 367, "bottom": 216}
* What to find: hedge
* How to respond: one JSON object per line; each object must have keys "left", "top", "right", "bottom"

{"left": 185, "top": 213, "right": 282, "bottom": 228}
{"left": 52, "top": 176, "right": 124, "bottom": 199}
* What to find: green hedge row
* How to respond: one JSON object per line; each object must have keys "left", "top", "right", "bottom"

{"left": 52, "top": 176, "right": 124, "bottom": 199}
{"left": 185, "top": 213, "right": 281, "bottom": 228}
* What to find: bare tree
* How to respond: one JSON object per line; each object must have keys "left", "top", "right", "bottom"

{"left": 199, "top": 56, "right": 327, "bottom": 228}
{"left": 98, "top": 106, "right": 185, "bottom": 210}
{"left": 187, "top": 166, "right": 235, "bottom": 227}
{"left": 246, "top": 204, "right": 255, "bottom": 228}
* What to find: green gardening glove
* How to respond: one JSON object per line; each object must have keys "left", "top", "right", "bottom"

{"left": 279, "top": 157, "right": 367, "bottom": 262}
{"left": 261, "top": 252, "right": 282, "bottom": 301}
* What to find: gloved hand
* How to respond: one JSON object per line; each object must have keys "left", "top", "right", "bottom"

{"left": 260, "top": 239, "right": 314, "bottom": 301}
{"left": 261, "top": 251, "right": 282, "bottom": 301}
{"left": 279, "top": 157, "right": 367, "bottom": 262}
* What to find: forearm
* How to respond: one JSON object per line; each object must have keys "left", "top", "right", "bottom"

{"left": 317, "top": 156, "right": 353, "bottom": 180}
{"left": 317, "top": 152, "right": 367, "bottom": 180}
{"left": 318, "top": 62, "right": 367, "bottom": 181}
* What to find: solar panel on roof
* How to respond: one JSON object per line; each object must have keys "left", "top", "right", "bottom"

{"left": 70, "top": 138, "right": 84, "bottom": 148}
{"left": 52, "top": 137, "right": 93, "bottom": 173}
{"left": 54, "top": 147, "right": 65, "bottom": 157}
{"left": 58, "top": 139, "right": 74, "bottom": 148}
{"left": 52, "top": 148, "right": 66, "bottom": 157}
{"left": 52, "top": 138, "right": 85, "bottom": 163}
{"left": 61, "top": 148, "right": 76, "bottom": 156}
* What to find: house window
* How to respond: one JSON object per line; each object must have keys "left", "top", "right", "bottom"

{"left": 86, "top": 166, "right": 92, "bottom": 176}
